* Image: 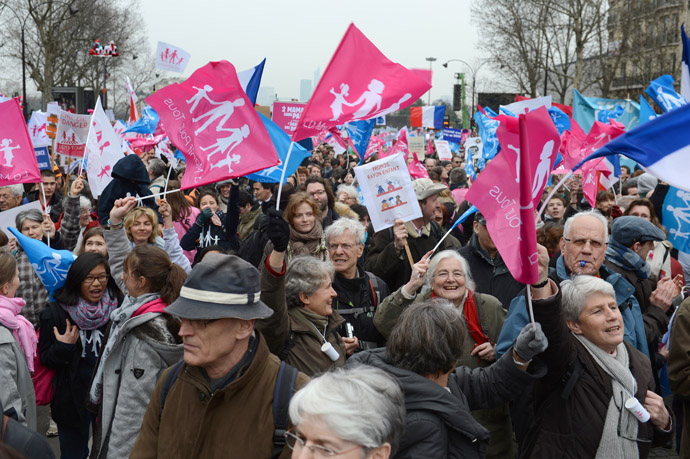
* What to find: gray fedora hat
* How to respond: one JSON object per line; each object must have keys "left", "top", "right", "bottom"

{"left": 164, "top": 253, "right": 273, "bottom": 320}
{"left": 611, "top": 216, "right": 666, "bottom": 246}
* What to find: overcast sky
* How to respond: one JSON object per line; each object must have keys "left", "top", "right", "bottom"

{"left": 140, "top": 0, "right": 486, "bottom": 102}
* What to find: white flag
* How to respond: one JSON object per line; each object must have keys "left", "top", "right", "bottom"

{"left": 85, "top": 97, "right": 125, "bottom": 197}
{"left": 28, "top": 111, "right": 50, "bottom": 147}
{"left": 155, "top": 138, "right": 178, "bottom": 169}
{"left": 155, "top": 41, "right": 191, "bottom": 73}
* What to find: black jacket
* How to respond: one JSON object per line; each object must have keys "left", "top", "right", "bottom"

{"left": 28, "top": 189, "right": 64, "bottom": 223}
{"left": 97, "top": 155, "right": 159, "bottom": 224}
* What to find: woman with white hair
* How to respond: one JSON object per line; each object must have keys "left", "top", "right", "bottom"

{"left": 523, "top": 246, "right": 673, "bottom": 458}
{"left": 286, "top": 366, "right": 405, "bottom": 458}
{"left": 373, "top": 249, "right": 511, "bottom": 459}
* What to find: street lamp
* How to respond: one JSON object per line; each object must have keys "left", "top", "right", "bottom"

{"left": 425, "top": 57, "right": 437, "bottom": 105}
{"left": 1, "top": 1, "right": 78, "bottom": 120}
{"left": 442, "top": 59, "right": 488, "bottom": 125}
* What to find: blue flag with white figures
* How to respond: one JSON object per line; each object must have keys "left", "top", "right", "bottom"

{"left": 345, "top": 119, "right": 375, "bottom": 164}
{"left": 573, "top": 102, "right": 690, "bottom": 191}
{"left": 7, "top": 227, "right": 76, "bottom": 298}
{"left": 236, "top": 58, "right": 266, "bottom": 106}
{"left": 475, "top": 155, "right": 486, "bottom": 171}
{"left": 464, "top": 143, "right": 476, "bottom": 181}
{"left": 572, "top": 89, "right": 640, "bottom": 133}
{"left": 473, "top": 111, "right": 500, "bottom": 160}
{"left": 246, "top": 112, "right": 311, "bottom": 183}
{"left": 663, "top": 186, "right": 690, "bottom": 254}
{"left": 645, "top": 74, "right": 687, "bottom": 113}
{"left": 547, "top": 106, "right": 571, "bottom": 135}
{"left": 639, "top": 96, "right": 658, "bottom": 125}
{"left": 124, "top": 106, "right": 159, "bottom": 134}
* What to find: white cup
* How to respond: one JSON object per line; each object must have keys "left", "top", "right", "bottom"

{"left": 321, "top": 342, "right": 340, "bottom": 362}
{"left": 625, "top": 397, "right": 651, "bottom": 423}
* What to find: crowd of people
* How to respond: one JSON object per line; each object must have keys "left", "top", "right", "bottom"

{"left": 0, "top": 138, "right": 688, "bottom": 459}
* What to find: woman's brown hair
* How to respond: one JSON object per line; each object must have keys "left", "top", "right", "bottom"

{"left": 165, "top": 180, "right": 193, "bottom": 221}
{"left": 124, "top": 245, "right": 187, "bottom": 304}
{"left": 123, "top": 207, "right": 159, "bottom": 244}
{"left": 284, "top": 192, "right": 320, "bottom": 228}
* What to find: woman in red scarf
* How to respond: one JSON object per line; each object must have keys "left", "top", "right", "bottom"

{"left": 373, "top": 250, "right": 511, "bottom": 459}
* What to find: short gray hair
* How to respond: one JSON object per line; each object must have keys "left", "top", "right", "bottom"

{"left": 563, "top": 210, "right": 609, "bottom": 242}
{"left": 325, "top": 218, "right": 365, "bottom": 246}
{"left": 79, "top": 196, "right": 92, "bottom": 210}
{"left": 560, "top": 275, "right": 616, "bottom": 322}
{"left": 147, "top": 158, "right": 166, "bottom": 177}
{"left": 426, "top": 250, "right": 476, "bottom": 292}
{"left": 16, "top": 208, "right": 43, "bottom": 229}
{"left": 289, "top": 366, "right": 405, "bottom": 454}
{"left": 1, "top": 184, "right": 24, "bottom": 197}
{"left": 449, "top": 167, "right": 467, "bottom": 185}
{"left": 336, "top": 184, "right": 358, "bottom": 200}
{"left": 285, "top": 256, "right": 335, "bottom": 309}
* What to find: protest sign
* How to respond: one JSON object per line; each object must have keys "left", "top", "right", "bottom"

{"left": 272, "top": 102, "right": 306, "bottom": 133}
{"left": 435, "top": 140, "right": 452, "bottom": 161}
{"left": 464, "top": 137, "right": 483, "bottom": 159}
{"left": 442, "top": 128, "right": 463, "bottom": 143}
{"left": 55, "top": 111, "right": 90, "bottom": 157}
{"left": 354, "top": 153, "right": 421, "bottom": 232}
{"left": 407, "top": 135, "right": 424, "bottom": 158}
{"left": 0, "top": 201, "right": 41, "bottom": 235}
{"left": 46, "top": 102, "right": 60, "bottom": 140}
{"left": 35, "top": 147, "right": 51, "bottom": 170}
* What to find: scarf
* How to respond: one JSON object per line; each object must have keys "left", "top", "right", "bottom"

{"left": 606, "top": 238, "right": 651, "bottom": 279}
{"left": 431, "top": 289, "right": 490, "bottom": 349}
{"left": 288, "top": 220, "right": 327, "bottom": 259}
{"left": 89, "top": 292, "right": 161, "bottom": 404}
{"left": 61, "top": 289, "right": 118, "bottom": 331}
{"left": 0, "top": 296, "right": 37, "bottom": 372}
{"left": 573, "top": 334, "right": 639, "bottom": 458}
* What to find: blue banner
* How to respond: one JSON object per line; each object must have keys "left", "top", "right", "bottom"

{"left": 442, "top": 128, "right": 463, "bottom": 143}
{"left": 34, "top": 146, "right": 51, "bottom": 170}
{"left": 663, "top": 186, "right": 690, "bottom": 254}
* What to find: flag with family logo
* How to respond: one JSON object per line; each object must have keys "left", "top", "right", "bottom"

{"left": 473, "top": 110, "right": 500, "bottom": 160}
{"left": 147, "top": 60, "right": 279, "bottom": 189}
{"left": 572, "top": 88, "right": 640, "bottom": 133}
{"left": 663, "top": 186, "right": 690, "bottom": 254}
{"left": 464, "top": 141, "right": 476, "bottom": 181}
{"left": 85, "top": 97, "right": 126, "bottom": 197}
{"left": 645, "top": 74, "right": 687, "bottom": 113}
{"left": 156, "top": 41, "right": 191, "bottom": 73}
{"left": 28, "top": 111, "right": 50, "bottom": 148}
{"left": 0, "top": 99, "right": 42, "bottom": 186}
{"left": 8, "top": 227, "right": 76, "bottom": 298}
{"left": 247, "top": 113, "right": 311, "bottom": 183}
{"left": 124, "top": 106, "right": 159, "bottom": 134}
{"left": 345, "top": 119, "right": 376, "bottom": 164}
{"left": 466, "top": 106, "right": 560, "bottom": 284}
{"left": 292, "top": 23, "right": 430, "bottom": 141}
{"left": 639, "top": 96, "right": 658, "bottom": 125}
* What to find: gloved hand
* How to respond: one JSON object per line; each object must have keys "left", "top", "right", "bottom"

{"left": 196, "top": 208, "right": 214, "bottom": 226}
{"left": 266, "top": 209, "right": 290, "bottom": 252}
{"left": 514, "top": 322, "right": 548, "bottom": 361}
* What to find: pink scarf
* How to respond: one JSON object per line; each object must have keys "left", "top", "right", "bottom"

{"left": 0, "top": 296, "right": 37, "bottom": 372}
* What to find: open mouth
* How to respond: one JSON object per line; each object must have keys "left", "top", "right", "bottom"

{"left": 605, "top": 326, "right": 620, "bottom": 333}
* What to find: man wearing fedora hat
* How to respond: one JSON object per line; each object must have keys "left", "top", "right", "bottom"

{"left": 131, "top": 254, "right": 309, "bottom": 458}
{"left": 365, "top": 178, "right": 461, "bottom": 291}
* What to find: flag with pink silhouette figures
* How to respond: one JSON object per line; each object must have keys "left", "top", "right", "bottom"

{"left": 155, "top": 41, "right": 191, "bottom": 74}
{"left": 292, "top": 23, "right": 431, "bottom": 141}
{"left": 147, "top": 60, "right": 279, "bottom": 190}
{"left": 55, "top": 110, "right": 91, "bottom": 157}
{"left": 0, "top": 98, "right": 42, "bottom": 186}
{"left": 84, "top": 97, "right": 125, "bottom": 197}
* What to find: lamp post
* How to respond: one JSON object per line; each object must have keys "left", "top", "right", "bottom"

{"left": 442, "top": 59, "right": 488, "bottom": 125}
{"left": 425, "top": 57, "right": 437, "bottom": 105}
{"left": 1, "top": 1, "right": 78, "bottom": 120}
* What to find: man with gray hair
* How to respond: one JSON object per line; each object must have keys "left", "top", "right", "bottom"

{"left": 326, "top": 218, "right": 389, "bottom": 351}
{"left": 0, "top": 184, "right": 24, "bottom": 212}
{"left": 147, "top": 158, "right": 167, "bottom": 195}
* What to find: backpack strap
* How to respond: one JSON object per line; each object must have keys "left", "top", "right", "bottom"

{"left": 278, "top": 331, "right": 297, "bottom": 362}
{"left": 365, "top": 272, "right": 382, "bottom": 307}
{"left": 158, "top": 361, "right": 185, "bottom": 420}
{"left": 272, "top": 361, "right": 298, "bottom": 459}
{"left": 560, "top": 358, "right": 585, "bottom": 400}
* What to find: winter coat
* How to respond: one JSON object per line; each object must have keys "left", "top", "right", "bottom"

{"left": 373, "top": 288, "right": 513, "bottom": 459}
{"left": 667, "top": 296, "right": 690, "bottom": 456}
{"left": 350, "top": 348, "right": 544, "bottom": 459}
{"left": 257, "top": 261, "right": 347, "bottom": 376}
{"left": 97, "top": 155, "right": 158, "bottom": 225}
{"left": 92, "top": 308, "right": 182, "bottom": 459}
{"left": 238, "top": 205, "right": 262, "bottom": 240}
{"left": 0, "top": 324, "right": 36, "bottom": 430}
{"left": 521, "top": 289, "right": 673, "bottom": 459}
{"left": 180, "top": 209, "right": 239, "bottom": 264}
{"left": 27, "top": 188, "right": 64, "bottom": 223}
{"left": 130, "top": 332, "right": 309, "bottom": 459}
{"left": 459, "top": 233, "right": 524, "bottom": 309}
{"left": 173, "top": 207, "right": 200, "bottom": 264}
{"left": 365, "top": 219, "right": 460, "bottom": 292}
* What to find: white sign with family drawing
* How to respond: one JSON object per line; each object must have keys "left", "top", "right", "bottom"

{"left": 354, "top": 153, "right": 421, "bottom": 232}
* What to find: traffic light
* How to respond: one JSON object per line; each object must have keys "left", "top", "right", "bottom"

{"left": 453, "top": 83, "right": 463, "bottom": 111}
{"left": 443, "top": 115, "right": 450, "bottom": 127}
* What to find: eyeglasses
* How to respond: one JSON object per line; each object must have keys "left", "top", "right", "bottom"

{"left": 309, "top": 189, "right": 327, "bottom": 197}
{"left": 563, "top": 237, "right": 607, "bottom": 249}
{"left": 186, "top": 318, "right": 218, "bottom": 329}
{"left": 328, "top": 242, "right": 357, "bottom": 252}
{"left": 434, "top": 270, "right": 466, "bottom": 280}
{"left": 284, "top": 429, "right": 362, "bottom": 457}
{"left": 83, "top": 274, "right": 109, "bottom": 285}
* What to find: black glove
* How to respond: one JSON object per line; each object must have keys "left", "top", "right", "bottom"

{"left": 514, "top": 322, "right": 548, "bottom": 361}
{"left": 196, "top": 208, "right": 213, "bottom": 226}
{"left": 266, "top": 209, "right": 290, "bottom": 252}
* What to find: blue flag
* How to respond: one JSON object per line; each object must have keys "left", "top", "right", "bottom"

{"left": 8, "top": 227, "right": 76, "bottom": 298}
{"left": 124, "top": 107, "right": 160, "bottom": 134}
{"left": 246, "top": 113, "right": 311, "bottom": 183}
{"left": 345, "top": 119, "right": 375, "bottom": 164}
{"left": 476, "top": 156, "right": 486, "bottom": 171}
{"left": 237, "top": 58, "right": 266, "bottom": 106}
{"left": 682, "top": 25, "right": 690, "bottom": 101}
{"left": 572, "top": 88, "right": 640, "bottom": 133}
{"left": 663, "top": 186, "right": 690, "bottom": 254}
{"left": 473, "top": 111, "right": 500, "bottom": 160}
{"left": 574, "top": 102, "right": 690, "bottom": 191}
{"left": 547, "top": 106, "right": 571, "bottom": 135}
{"left": 639, "top": 96, "right": 658, "bottom": 125}
{"left": 645, "top": 74, "right": 687, "bottom": 113}
{"left": 464, "top": 143, "right": 476, "bottom": 181}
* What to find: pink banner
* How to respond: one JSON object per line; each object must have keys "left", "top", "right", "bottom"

{"left": 292, "top": 23, "right": 430, "bottom": 141}
{"left": 272, "top": 102, "right": 306, "bottom": 133}
{"left": 0, "top": 99, "right": 42, "bottom": 186}
{"left": 147, "top": 60, "right": 279, "bottom": 189}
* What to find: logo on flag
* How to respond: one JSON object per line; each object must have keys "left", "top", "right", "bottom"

{"left": 85, "top": 97, "right": 126, "bottom": 197}
{"left": 28, "top": 111, "right": 50, "bottom": 148}
{"left": 663, "top": 186, "right": 690, "bottom": 254}
{"left": 645, "top": 74, "right": 687, "bottom": 113}
{"left": 0, "top": 99, "right": 42, "bottom": 186}
{"left": 55, "top": 111, "right": 91, "bottom": 157}
{"left": 156, "top": 41, "right": 191, "bottom": 73}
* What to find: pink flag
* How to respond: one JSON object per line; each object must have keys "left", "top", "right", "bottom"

{"left": 466, "top": 106, "right": 560, "bottom": 284}
{"left": 292, "top": 23, "right": 430, "bottom": 141}
{"left": 380, "top": 127, "right": 409, "bottom": 159}
{"left": 146, "top": 60, "right": 279, "bottom": 189}
{"left": 408, "top": 152, "right": 429, "bottom": 179}
{"left": 364, "top": 136, "right": 384, "bottom": 161}
{"left": 411, "top": 69, "right": 432, "bottom": 86}
{"left": 561, "top": 119, "right": 623, "bottom": 171}
{"left": 426, "top": 137, "right": 434, "bottom": 157}
{"left": 0, "top": 99, "right": 42, "bottom": 186}
{"left": 126, "top": 134, "right": 165, "bottom": 149}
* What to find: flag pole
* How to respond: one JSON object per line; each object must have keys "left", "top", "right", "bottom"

{"left": 77, "top": 158, "right": 85, "bottom": 178}
{"left": 275, "top": 141, "right": 295, "bottom": 211}
{"left": 40, "top": 182, "right": 50, "bottom": 247}
{"left": 535, "top": 171, "right": 573, "bottom": 224}
{"left": 162, "top": 165, "right": 174, "bottom": 200}
{"left": 431, "top": 205, "right": 478, "bottom": 254}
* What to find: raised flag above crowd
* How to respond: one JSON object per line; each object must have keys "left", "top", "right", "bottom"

{"left": 0, "top": 98, "right": 42, "bottom": 186}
